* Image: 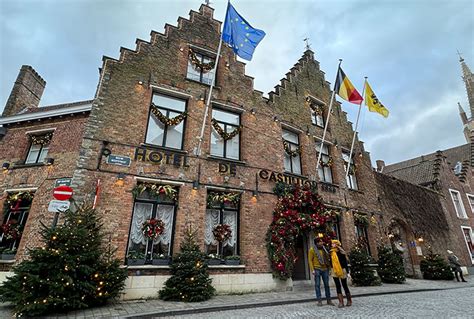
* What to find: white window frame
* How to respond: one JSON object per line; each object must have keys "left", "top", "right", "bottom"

{"left": 449, "top": 189, "right": 468, "bottom": 219}
{"left": 460, "top": 226, "right": 474, "bottom": 264}
{"left": 466, "top": 193, "right": 474, "bottom": 214}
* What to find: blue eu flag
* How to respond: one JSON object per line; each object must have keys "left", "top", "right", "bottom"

{"left": 222, "top": 2, "right": 266, "bottom": 61}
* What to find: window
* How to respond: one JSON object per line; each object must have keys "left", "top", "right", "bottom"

{"left": 145, "top": 93, "right": 187, "bottom": 149}
{"left": 342, "top": 151, "right": 358, "bottom": 190}
{"left": 282, "top": 129, "right": 302, "bottom": 175}
{"left": 461, "top": 226, "right": 474, "bottom": 263}
{"left": 355, "top": 224, "right": 371, "bottom": 255}
{"left": 466, "top": 194, "right": 474, "bottom": 214}
{"left": 126, "top": 184, "right": 177, "bottom": 263}
{"left": 311, "top": 107, "right": 325, "bottom": 127}
{"left": 25, "top": 132, "right": 52, "bottom": 164}
{"left": 0, "top": 191, "right": 34, "bottom": 256}
{"left": 331, "top": 215, "right": 341, "bottom": 242}
{"left": 210, "top": 109, "right": 241, "bottom": 160}
{"left": 450, "top": 189, "right": 467, "bottom": 219}
{"left": 316, "top": 143, "right": 333, "bottom": 183}
{"left": 205, "top": 192, "right": 239, "bottom": 257}
{"left": 186, "top": 49, "right": 216, "bottom": 85}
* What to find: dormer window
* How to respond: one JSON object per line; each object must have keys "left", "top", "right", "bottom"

{"left": 25, "top": 132, "right": 53, "bottom": 164}
{"left": 186, "top": 48, "right": 216, "bottom": 85}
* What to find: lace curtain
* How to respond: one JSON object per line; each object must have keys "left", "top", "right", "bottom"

{"left": 223, "top": 210, "right": 237, "bottom": 247}
{"left": 154, "top": 204, "right": 174, "bottom": 245}
{"left": 205, "top": 209, "right": 220, "bottom": 246}
{"left": 130, "top": 202, "right": 153, "bottom": 245}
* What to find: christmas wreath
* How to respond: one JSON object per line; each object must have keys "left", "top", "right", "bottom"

{"left": 319, "top": 156, "right": 333, "bottom": 167}
{"left": 142, "top": 218, "right": 165, "bottom": 240}
{"left": 132, "top": 183, "right": 177, "bottom": 200}
{"left": 150, "top": 104, "right": 187, "bottom": 126}
{"left": 1, "top": 220, "right": 22, "bottom": 241}
{"left": 211, "top": 118, "right": 242, "bottom": 141}
{"left": 212, "top": 224, "right": 232, "bottom": 243}
{"left": 188, "top": 48, "right": 215, "bottom": 73}
{"left": 283, "top": 140, "right": 302, "bottom": 157}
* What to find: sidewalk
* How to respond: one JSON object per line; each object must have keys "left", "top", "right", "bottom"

{"left": 0, "top": 278, "right": 472, "bottom": 318}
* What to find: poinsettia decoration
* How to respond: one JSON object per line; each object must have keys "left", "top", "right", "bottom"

{"left": 266, "top": 183, "right": 338, "bottom": 280}
{"left": 6, "top": 191, "right": 34, "bottom": 212}
{"left": 1, "top": 220, "right": 22, "bottom": 241}
{"left": 212, "top": 224, "right": 232, "bottom": 243}
{"left": 132, "top": 183, "right": 177, "bottom": 200}
{"left": 142, "top": 218, "right": 165, "bottom": 240}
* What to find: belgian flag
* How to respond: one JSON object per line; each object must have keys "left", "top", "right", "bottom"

{"left": 334, "top": 67, "right": 363, "bottom": 105}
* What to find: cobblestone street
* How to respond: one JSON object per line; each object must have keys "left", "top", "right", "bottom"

{"left": 169, "top": 286, "right": 474, "bottom": 319}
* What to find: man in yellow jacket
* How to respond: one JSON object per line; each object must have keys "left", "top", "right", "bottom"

{"left": 308, "top": 238, "right": 334, "bottom": 306}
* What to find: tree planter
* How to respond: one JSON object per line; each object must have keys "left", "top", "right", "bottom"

{"left": 152, "top": 258, "right": 170, "bottom": 265}
{"left": 207, "top": 259, "right": 222, "bottom": 265}
{"left": 225, "top": 259, "right": 240, "bottom": 266}
{"left": 1, "top": 254, "right": 15, "bottom": 261}
{"left": 127, "top": 259, "right": 146, "bottom": 266}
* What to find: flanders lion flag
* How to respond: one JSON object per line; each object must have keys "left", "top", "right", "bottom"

{"left": 364, "top": 80, "right": 389, "bottom": 118}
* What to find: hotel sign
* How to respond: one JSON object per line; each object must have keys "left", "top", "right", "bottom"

{"left": 134, "top": 147, "right": 190, "bottom": 168}
{"left": 258, "top": 169, "right": 317, "bottom": 188}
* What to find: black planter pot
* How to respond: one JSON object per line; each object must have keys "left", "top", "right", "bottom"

{"left": 225, "top": 259, "right": 240, "bottom": 265}
{"left": 127, "top": 259, "right": 146, "bottom": 266}
{"left": 152, "top": 258, "right": 170, "bottom": 265}
{"left": 207, "top": 259, "right": 223, "bottom": 265}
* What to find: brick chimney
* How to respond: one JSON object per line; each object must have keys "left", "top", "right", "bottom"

{"left": 2, "top": 65, "right": 46, "bottom": 117}
{"left": 376, "top": 160, "right": 385, "bottom": 172}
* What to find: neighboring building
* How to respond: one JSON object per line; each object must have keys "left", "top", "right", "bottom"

{"left": 382, "top": 56, "right": 474, "bottom": 273}
{"left": 0, "top": 3, "right": 471, "bottom": 299}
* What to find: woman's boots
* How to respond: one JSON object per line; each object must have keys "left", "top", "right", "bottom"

{"left": 346, "top": 293, "right": 352, "bottom": 306}
{"left": 337, "top": 294, "right": 344, "bottom": 308}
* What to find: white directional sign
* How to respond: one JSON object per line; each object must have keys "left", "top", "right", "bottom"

{"left": 48, "top": 200, "right": 70, "bottom": 213}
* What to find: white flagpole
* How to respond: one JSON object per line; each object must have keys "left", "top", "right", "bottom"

{"left": 195, "top": 34, "right": 224, "bottom": 157}
{"left": 345, "top": 77, "right": 367, "bottom": 179}
{"left": 316, "top": 59, "right": 342, "bottom": 172}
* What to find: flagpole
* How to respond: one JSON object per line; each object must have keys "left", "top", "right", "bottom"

{"left": 316, "top": 59, "right": 342, "bottom": 172}
{"left": 345, "top": 77, "right": 367, "bottom": 179}
{"left": 195, "top": 33, "right": 224, "bottom": 157}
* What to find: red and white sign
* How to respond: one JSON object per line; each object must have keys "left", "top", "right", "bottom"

{"left": 53, "top": 185, "right": 73, "bottom": 201}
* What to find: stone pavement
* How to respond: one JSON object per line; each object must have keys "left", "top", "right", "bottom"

{"left": 0, "top": 278, "right": 472, "bottom": 318}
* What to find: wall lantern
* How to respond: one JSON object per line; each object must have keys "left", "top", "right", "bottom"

{"left": 273, "top": 116, "right": 279, "bottom": 122}
{"left": 252, "top": 190, "right": 258, "bottom": 198}
{"left": 2, "top": 162, "right": 10, "bottom": 171}
{"left": 250, "top": 108, "right": 256, "bottom": 115}
{"left": 102, "top": 148, "right": 111, "bottom": 157}
{"left": 192, "top": 180, "right": 199, "bottom": 190}
{"left": 45, "top": 158, "right": 55, "bottom": 166}
{"left": 115, "top": 173, "right": 126, "bottom": 187}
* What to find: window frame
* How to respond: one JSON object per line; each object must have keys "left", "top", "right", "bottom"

{"left": 450, "top": 189, "right": 468, "bottom": 219}
{"left": 205, "top": 195, "right": 240, "bottom": 257}
{"left": 460, "top": 226, "right": 474, "bottom": 263}
{"left": 186, "top": 50, "right": 217, "bottom": 85}
{"left": 342, "top": 151, "right": 358, "bottom": 190}
{"left": 466, "top": 193, "right": 474, "bottom": 214}
{"left": 210, "top": 108, "right": 241, "bottom": 160}
{"left": 316, "top": 142, "right": 333, "bottom": 184}
{"left": 0, "top": 192, "right": 33, "bottom": 254}
{"left": 126, "top": 190, "right": 178, "bottom": 263}
{"left": 282, "top": 128, "right": 302, "bottom": 175}
{"left": 311, "top": 109, "right": 325, "bottom": 128}
{"left": 25, "top": 133, "right": 52, "bottom": 164}
{"left": 144, "top": 93, "right": 188, "bottom": 150}
{"left": 355, "top": 223, "right": 371, "bottom": 256}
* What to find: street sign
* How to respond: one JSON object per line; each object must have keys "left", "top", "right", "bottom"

{"left": 48, "top": 200, "right": 70, "bottom": 213}
{"left": 53, "top": 185, "right": 73, "bottom": 201}
{"left": 107, "top": 155, "right": 131, "bottom": 167}
{"left": 55, "top": 177, "right": 72, "bottom": 187}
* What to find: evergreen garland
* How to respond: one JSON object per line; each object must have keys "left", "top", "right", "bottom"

{"left": 282, "top": 140, "right": 302, "bottom": 157}
{"left": 420, "top": 249, "right": 455, "bottom": 280}
{"left": 348, "top": 244, "right": 381, "bottom": 286}
{"left": 159, "top": 226, "right": 215, "bottom": 302}
{"left": 150, "top": 104, "right": 187, "bottom": 126}
{"left": 207, "top": 192, "right": 240, "bottom": 206}
{"left": 377, "top": 246, "right": 406, "bottom": 283}
{"left": 30, "top": 132, "right": 53, "bottom": 145}
{"left": 319, "top": 156, "right": 333, "bottom": 167}
{"left": 211, "top": 118, "right": 242, "bottom": 141}
{"left": 131, "top": 183, "right": 177, "bottom": 200}
{"left": 0, "top": 204, "right": 128, "bottom": 317}
{"left": 353, "top": 212, "right": 370, "bottom": 227}
{"left": 188, "top": 48, "right": 215, "bottom": 73}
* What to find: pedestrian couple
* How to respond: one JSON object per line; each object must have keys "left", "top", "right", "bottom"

{"left": 308, "top": 238, "right": 352, "bottom": 308}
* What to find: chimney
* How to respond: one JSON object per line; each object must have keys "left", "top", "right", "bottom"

{"left": 2, "top": 65, "right": 46, "bottom": 117}
{"left": 376, "top": 160, "right": 385, "bottom": 172}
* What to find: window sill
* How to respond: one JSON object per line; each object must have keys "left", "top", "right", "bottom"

{"left": 0, "top": 259, "right": 16, "bottom": 264}
{"left": 208, "top": 264, "right": 246, "bottom": 269}
{"left": 12, "top": 163, "right": 45, "bottom": 169}
{"left": 319, "top": 181, "right": 339, "bottom": 188}
{"left": 185, "top": 77, "right": 221, "bottom": 90}
{"left": 207, "top": 155, "right": 246, "bottom": 166}
{"left": 140, "top": 143, "right": 188, "bottom": 155}
{"left": 348, "top": 188, "right": 364, "bottom": 194}
{"left": 122, "top": 265, "right": 171, "bottom": 270}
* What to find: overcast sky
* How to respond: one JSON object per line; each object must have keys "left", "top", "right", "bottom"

{"left": 1, "top": 0, "right": 473, "bottom": 165}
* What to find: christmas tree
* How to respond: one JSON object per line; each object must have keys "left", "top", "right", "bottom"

{"left": 377, "top": 246, "right": 406, "bottom": 284}
{"left": 159, "top": 226, "right": 215, "bottom": 302}
{"left": 0, "top": 204, "right": 128, "bottom": 317}
{"left": 420, "top": 250, "right": 454, "bottom": 280}
{"left": 349, "top": 244, "right": 381, "bottom": 286}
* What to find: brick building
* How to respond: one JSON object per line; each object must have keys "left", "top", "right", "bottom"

{"left": 0, "top": 4, "right": 471, "bottom": 299}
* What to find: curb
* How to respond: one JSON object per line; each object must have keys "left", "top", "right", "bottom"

{"left": 123, "top": 285, "right": 470, "bottom": 318}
